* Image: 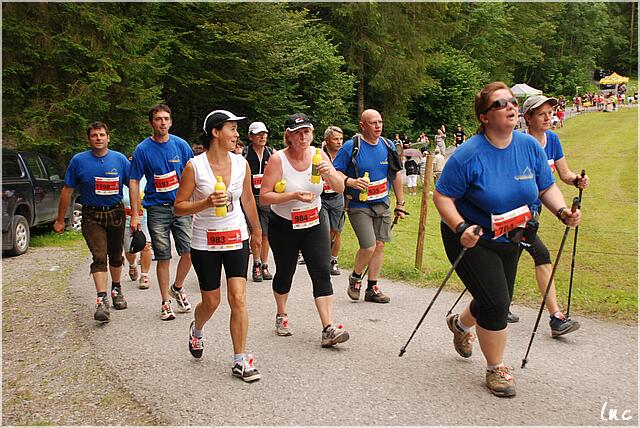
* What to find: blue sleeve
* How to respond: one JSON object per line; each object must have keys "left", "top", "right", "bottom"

{"left": 122, "top": 155, "right": 131, "bottom": 184}
{"left": 534, "top": 142, "right": 555, "bottom": 192}
{"left": 181, "top": 139, "right": 194, "bottom": 164}
{"left": 130, "top": 146, "right": 144, "bottom": 181}
{"left": 64, "top": 156, "right": 78, "bottom": 188}
{"left": 436, "top": 156, "right": 468, "bottom": 198}
{"left": 549, "top": 132, "right": 564, "bottom": 161}
{"left": 333, "top": 140, "right": 354, "bottom": 173}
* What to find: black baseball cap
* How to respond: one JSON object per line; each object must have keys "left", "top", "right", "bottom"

{"left": 203, "top": 110, "right": 246, "bottom": 136}
{"left": 129, "top": 230, "right": 147, "bottom": 254}
{"left": 284, "top": 113, "right": 314, "bottom": 132}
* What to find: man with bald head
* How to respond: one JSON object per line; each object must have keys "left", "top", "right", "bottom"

{"left": 333, "top": 109, "right": 405, "bottom": 303}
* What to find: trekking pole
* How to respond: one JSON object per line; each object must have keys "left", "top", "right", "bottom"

{"left": 361, "top": 209, "right": 407, "bottom": 278}
{"left": 521, "top": 197, "right": 580, "bottom": 368}
{"left": 566, "top": 169, "right": 586, "bottom": 318}
{"left": 399, "top": 226, "right": 481, "bottom": 357}
{"left": 446, "top": 288, "right": 467, "bottom": 317}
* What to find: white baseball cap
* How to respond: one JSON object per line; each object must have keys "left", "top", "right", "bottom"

{"left": 248, "top": 121, "right": 269, "bottom": 134}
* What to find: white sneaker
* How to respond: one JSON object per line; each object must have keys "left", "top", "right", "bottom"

{"left": 138, "top": 274, "right": 149, "bottom": 289}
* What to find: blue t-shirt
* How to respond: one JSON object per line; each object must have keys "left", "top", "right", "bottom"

{"left": 129, "top": 135, "right": 193, "bottom": 207}
{"left": 64, "top": 150, "right": 130, "bottom": 207}
{"left": 523, "top": 129, "right": 565, "bottom": 213}
{"left": 333, "top": 136, "right": 397, "bottom": 209}
{"left": 436, "top": 131, "right": 555, "bottom": 242}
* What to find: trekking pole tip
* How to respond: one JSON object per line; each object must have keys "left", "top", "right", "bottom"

{"left": 521, "top": 359, "right": 527, "bottom": 369}
{"left": 399, "top": 347, "right": 406, "bottom": 357}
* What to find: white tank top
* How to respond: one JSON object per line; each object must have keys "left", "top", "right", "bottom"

{"left": 271, "top": 146, "right": 323, "bottom": 221}
{"left": 189, "top": 152, "right": 249, "bottom": 251}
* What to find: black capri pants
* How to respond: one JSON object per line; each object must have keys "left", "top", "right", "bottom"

{"left": 190, "top": 240, "right": 250, "bottom": 292}
{"left": 518, "top": 234, "right": 552, "bottom": 266}
{"left": 441, "top": 222, "right": 519, "bottom": 331}
{"left": 268, "top": 210, "right": 333, "bottom": 299}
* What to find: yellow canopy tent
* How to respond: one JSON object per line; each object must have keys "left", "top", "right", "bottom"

{"left": 599, "top": 72, "right": 629, "bottom": 85}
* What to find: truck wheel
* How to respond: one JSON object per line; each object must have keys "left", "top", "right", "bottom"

{"left": 7, "top": 215, "right": 30, "bottom": 256}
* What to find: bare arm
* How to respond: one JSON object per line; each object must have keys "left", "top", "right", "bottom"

{"left": 173, "top": 162, "right": 224, "bottom": 216}
{"left": 259, "top": 151, "right": 313, "bottom": 205}
{"left": 554, "top": 157, "right": 589, "bottom": 189}
{"left": 319, "top": 151, "right": 344, "bottom": 193}
{"left": 433, "top": 189, "right": 481, "bottom": 248}
{"left": 390, "top": 172, "right": 406, "bottom": 219}
{"left": 53, "top": 185, "right": 74, "bottom": 234}
{"left": 129, "top": 179, "right": 141, "bottom": 231}
{"left": 240, "top": 163, "right": 262, "bottom": 242}
{"left": 539, "top": 183, "right": 581, "bottom": 227}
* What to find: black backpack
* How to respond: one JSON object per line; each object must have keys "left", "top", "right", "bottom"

{"left": 348, "top": 134, "right": 403, "bottom": 180}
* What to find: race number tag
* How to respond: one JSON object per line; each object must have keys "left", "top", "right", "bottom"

{"left": 491, "top": 205, "right": 531, "bottom": 239}
{"left": 95, "top": 177, "right": 119, "bottom": 195}
{"left": 548, "top": 159, "right": 556, "bottom": 173}
{"left": 252, "top": 174, "right": 263, "bottom": 189}
{"left": 206, "top": 228, "right": 243, "bottom": 251}
{"left": 291, "top": 206, "right": 319, "bottom": 230}
{"left": 366, "top": 178, "right": 388, "bottom": 201}
{"left": 323, "top": 179, "right": 336, "bottom": 194}
{"left": 154, "top": 171, "right": 179, "bottom": 192}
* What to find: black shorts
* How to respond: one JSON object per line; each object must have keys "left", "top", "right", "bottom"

{"left": 190, "top": 241, "right": 250, "bottom": 291}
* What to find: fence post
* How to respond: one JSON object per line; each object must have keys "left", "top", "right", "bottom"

{"left": 415, "top": 154, "right": 434, "bottom": 270}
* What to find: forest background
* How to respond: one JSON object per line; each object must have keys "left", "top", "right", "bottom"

{"left": 2, "top": 2, "right": 638, "bottom": 163}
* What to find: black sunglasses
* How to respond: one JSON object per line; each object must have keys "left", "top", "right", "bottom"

{"left": 482, "top": 97, "right": 518, "bottom": 114}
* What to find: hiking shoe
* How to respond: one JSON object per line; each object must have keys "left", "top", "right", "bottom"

{"left": 364, "top": 285, "right": 390, "bottom": 303}
{"left": 252, "top": 262, "right": 263, "bottom": 282}
{"left": 232, "top": 355, "right": 261, "bottom": 382}
{"left": 550, "top": 313, "right": 581, "bottom": 337}
{"left": 330, "top": 260, "right": 340, "bottom": 276}
{"left": 94, "top": 296, "right": 110, "bottom": 323}
{"left": 170, "top": 284, "right": 191, "bottom": 312}
{"left": 188, "top": 320, "right": 204, "bottom": 358}
{"left": 321, "top": 323, "right": 350, "bottom": 348}
{"left": 486, "top": 366, "right": 516, "bottom": 397}
{"left": 261, "top": 264, "right": 273, "bottom": 281}
{"left": 446, "top": 314, "right": 473, "bottom": 358}
{"left": 275, "top": 314, "right": 292, "bottom": 336}
{"left": 128, "top": 264, "right": 139, "bottom": 281}
{"left": 160, "top": 301, "right": 176, "bottom": 321}
{"left": 111, "top": 287, "right": 128, "bottom": 310}
{"left": 347, "top": 274, "right": 362, "bottom": 300}
{"left": 138, "top": 274, "right": 150, "bottom": 289}
{"left": 507, "top": 310, "right": 519, "bottom": 323}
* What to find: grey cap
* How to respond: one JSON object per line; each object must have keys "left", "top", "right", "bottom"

{"left": 522, "top": 95, "right": 558, "bottom": 115}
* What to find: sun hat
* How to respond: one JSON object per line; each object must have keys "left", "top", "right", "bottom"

{"left": 522, "top": 95, "right": 558, "bottom": 116}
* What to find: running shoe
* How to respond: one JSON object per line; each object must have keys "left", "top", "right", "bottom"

{"left": 169, "top": 284, "right": 191, "bottom": 312}
{"left": 128, "top": 264, "right": 139, "bottom": 281}
{"left": 507, "top": 310, "right": 519, "bottom": 323}
{"left": 94, "top": 296, "right": 110, "bottom": 323}
{"left": 261, "top": 264, "right": 273, "bottom": 281}
{"left": 486, "top": 365, "right": 516, "bottom": 397}
{"left": 252, "top": 262, "right": 263, "bottom": 282}
{"left": 111, "top": 287, "right": 128, "bottom": 310}
{"left": 232, "top": 355, "right": 261, "bottom": 382}
{"left": 364, "top": 285, "right": 390, "bottom": 303}
{"left": 321, "top": 323, "right": 350, "bottom": 347}
{"left": 550, "top": 313, "right": 580, "bottom": 337}
{"left": 138, "top": 274, "right": 150, "bottom": 289}
{"left": 160, "top": 301, "right": 176, "bottom": 321}
{"left": 275, "top": 314, "right": 292, "bottom": 336}
{"left": 188, "top": 320, "right": 204, "bottom": 358}
{"left": 446, "top": 314, "right": 473, "bottom": 358}
{"left": 330, "top": 260, "right": 340, "bottom": 276}
{"left": 347, "top": 273, "right": 362, "bottom": 300}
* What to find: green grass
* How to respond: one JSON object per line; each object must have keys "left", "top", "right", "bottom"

{"left": 29, "top": 226, "right": 83, "bottom": 248}
{"left": 339, "top": 108, "right": 638, "bottom": 322}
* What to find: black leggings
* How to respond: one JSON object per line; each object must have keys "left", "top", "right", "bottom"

{"left": 441, "top": 222, "right": 519, "bottom": 331}
{"left": 268, "top": 211, "right": 333, "bottom": 298}
{"left": 190, "top": 241, "right": 250, "bottom": 291}
{"left": 519, "top": 234, "right": 552, "bottom": 266}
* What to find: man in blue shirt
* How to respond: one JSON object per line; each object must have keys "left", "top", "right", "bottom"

{"left": 54, "top": 122, "right": 130, "bottom": 323}
{"left": 334, "top": 109, "right": 406, "bottom": 304}
{"left": 129, "top": 104, "right": 194, "bottom": 321}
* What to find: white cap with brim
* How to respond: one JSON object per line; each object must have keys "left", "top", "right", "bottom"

{"left": 248, "top": 121, "right": 269, "bottom": 134}
{"left": 522, "top": 95, "right": 558, "bottom": 116}
{"left": 203, "top": 110, "right": 246, "bottom": 135}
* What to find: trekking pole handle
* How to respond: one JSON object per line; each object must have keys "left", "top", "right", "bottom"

{"left": 571, "top": 196, "right": 580, "bottom": 212}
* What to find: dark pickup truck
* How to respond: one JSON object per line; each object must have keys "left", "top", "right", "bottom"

{"left": 2, "top": 150, "right": 80, "bottom": 256}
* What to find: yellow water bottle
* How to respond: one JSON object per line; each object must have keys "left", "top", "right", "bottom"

{"left": 214, "top": 176, "right": 227, "bottom": 217}
{"left": 359, "top": 172, "right": 370, "bottom": 202}
{"left": 310, "top": 148, "right": 322, "bottom": 184}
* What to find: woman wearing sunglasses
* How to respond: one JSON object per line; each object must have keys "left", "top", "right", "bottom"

{"left": 507, "top": 95, "right": 589, "bottom": 337}
{"left": 433, "top": 81, "right": 581, "bottom": 397}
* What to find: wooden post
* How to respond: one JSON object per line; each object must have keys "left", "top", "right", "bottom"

{"left": 415, "top": 154, "right": 434, "bottom": 270}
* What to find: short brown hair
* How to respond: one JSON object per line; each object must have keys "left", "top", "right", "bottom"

{"left": 474, "top": 81, "right": 512, "bottom": 134}
{"left": 148, "top": 104, "right": 171, "bottom": 122}
{"left": 87, "top": 122, "right": 109, "bottom": 138}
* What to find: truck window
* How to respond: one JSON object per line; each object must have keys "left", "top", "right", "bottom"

{"left": 40, "top": 156, "right": 63, "bottom": 181}
{"left": 22, "top": 154, "right": 46, "bottom": 179}
{"left": 2, "top": 153, "right": 25, "bottom": 178}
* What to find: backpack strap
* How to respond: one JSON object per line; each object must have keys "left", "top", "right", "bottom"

{"left": 348, "top": 134, "right": 361, "bottom": 178}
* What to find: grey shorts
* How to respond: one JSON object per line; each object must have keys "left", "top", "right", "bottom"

{"left": 146, "top": 204, "right": 192, "bottom": 260}
{"left": 248, "top": 195, "right": 270, "bottom": 236}
{"left": 347, "top": 203, "right": 392, "bottom": 249}
{"left": 321, "top": 195, "right": 345, "bottom": 232}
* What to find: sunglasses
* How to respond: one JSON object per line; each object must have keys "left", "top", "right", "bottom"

{"left": 482, "top": 97, "right": 518, "bottom": 114}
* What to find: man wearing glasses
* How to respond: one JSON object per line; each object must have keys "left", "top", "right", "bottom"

{"left": 333, "top": 109, "right": 405, "bottom": 304}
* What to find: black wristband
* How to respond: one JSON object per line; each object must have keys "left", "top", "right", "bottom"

{"left": 455, "top": 221, "right": 470, "bottom": 242}
{"left": 556, "top": 207, "right": 568, "bottom": 224}
{"left": 344, "top": 176, "right": 350, "bottom": 189}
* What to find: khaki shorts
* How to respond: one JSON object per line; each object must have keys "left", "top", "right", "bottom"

{"left": 348, "top": 203, "right": 392, "bottom": 249}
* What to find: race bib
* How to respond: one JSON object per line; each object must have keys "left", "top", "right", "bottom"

{"left": 154, "top": 171, "right": 179, "bottom": 192}
{"left": 323, "top": 179, "right": 336, "bottom": 194}
{"left": 252, "top": 174, "right": 263, "bottom": 189}
{"left": 206, "top": 227, "right": 243, "bottom": 251}
{"left": 291, "top": 206, "right": 320, "bottom": 230}
{"left": 95, "top": 176, "right": 119, "bottom": 195}
{"left": 548, "top": 159, "right": 556, "bottom": 173}
{"left": 491, "top": 205, "right": 532, "bottom": 240}
{"left": 366, "top": 178, "right": 388, "bottom": 201}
